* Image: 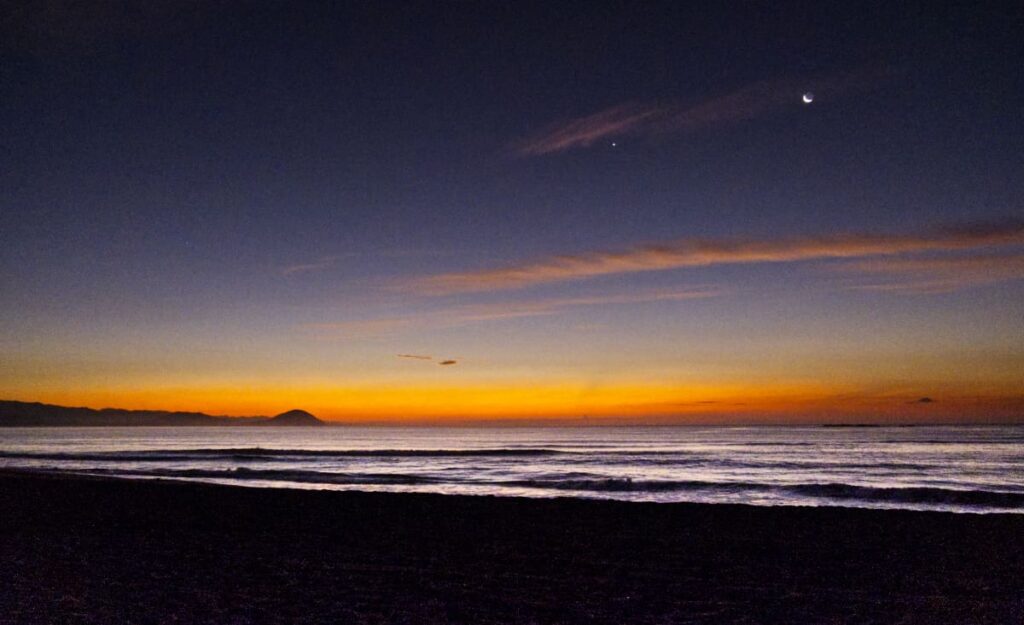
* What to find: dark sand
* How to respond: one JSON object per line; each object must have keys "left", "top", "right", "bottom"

{"left": 1, "top": 471, "right": 1022, "bottom": 624}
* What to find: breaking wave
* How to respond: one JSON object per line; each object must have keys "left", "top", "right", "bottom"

{"left": 36, "top": 467, "right": 1024, "bottom": 509}
{"left": 3, "top": 425, "right": 1022, "bottom": 512}
{"left": 0, "top": 447, "right": 567, "bottom": 462}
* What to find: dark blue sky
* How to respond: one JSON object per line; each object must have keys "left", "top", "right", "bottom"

{"left": 1, "top": 1, "right": 1022, "bottom": 420}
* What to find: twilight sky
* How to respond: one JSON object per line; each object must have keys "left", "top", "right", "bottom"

{"left": 1, "top": 1, "right": 1022, "bottom": 422}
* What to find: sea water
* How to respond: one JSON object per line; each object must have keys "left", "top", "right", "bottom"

{"left": 1, "top": 425, "right": 1022, "bottom": 513}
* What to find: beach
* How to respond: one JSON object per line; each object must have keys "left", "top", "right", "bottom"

{"left": 1, "top": 470, "right": 1022, "bottom": 624}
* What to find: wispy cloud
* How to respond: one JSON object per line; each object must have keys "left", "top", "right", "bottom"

{"left": 280, "top": 249, "right": 452, "bottom": 276}
{"left": 308, "top": 318, "right": 413, "bottom": 338}
{"left": 453, "top": 288, "right": 721, "bottom": 321}
{"left": 303, "top": 287, "right": 719, "bottom": 339}
{"left": 517, "top": 103, "right": 669, "bottom": 155}
{"left": 839, "top": 251, "right": 1024, "bottom": 293}
{"left": 516, "top": 67, "right": 892, "bottom": 155}
{"left": 280, "top": 256, "right": 339, "bottom": 276}
{"left": 406, "top": 220, "right": 1024, "bottom": 294}
{"left": 397, "top": 354, "right": 458, "bottom": 366}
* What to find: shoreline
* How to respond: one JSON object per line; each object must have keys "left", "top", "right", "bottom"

{"left": 5, "top": 467, "right": 1024, "bottom": 516}
{"left": 2, "top": 469, "right": 1023, "bottom": 623}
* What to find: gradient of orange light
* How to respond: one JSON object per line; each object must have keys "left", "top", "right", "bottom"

{"left": 20, "top": 380, "right": 1024, "bottom": 423}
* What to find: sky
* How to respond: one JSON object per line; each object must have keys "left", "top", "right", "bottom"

{"left": 1, "top": 1, "right": 1022, "bottom": 423}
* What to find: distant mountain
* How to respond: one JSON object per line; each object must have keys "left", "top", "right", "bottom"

{"left": 264, "top": 409, "right": 324, "bottom": 426}
{"left": 0, "top": 400, "right": 324, "bottom": 427}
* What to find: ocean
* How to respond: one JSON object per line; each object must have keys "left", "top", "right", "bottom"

{"left": 1, "top": 425, "right": 1022, "bottom": 514}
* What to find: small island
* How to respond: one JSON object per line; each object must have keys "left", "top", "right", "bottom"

{"left": 263, "top": 409, "right": 324, "bottom": 427}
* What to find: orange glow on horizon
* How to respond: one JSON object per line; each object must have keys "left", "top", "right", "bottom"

{"left": 15, "top": 380, "right": 1024, "bottom": 424}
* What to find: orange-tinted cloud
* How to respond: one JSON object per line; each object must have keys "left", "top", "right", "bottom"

{"left": 839, "top": 251, "right": 1024, "bottom": 293}
{"left": 452, "top": 288, "right": 721, "bottom": 321}
{"left": 408, "top": 220, "right": 1024, "bottom": 294}
{"left": 305, "top": 287, "right": 719, "bottom": 338}
{"left": 515, "top": 67, "right": 892, "bottom": 155}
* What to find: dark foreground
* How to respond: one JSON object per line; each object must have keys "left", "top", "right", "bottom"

{"left": 1, "top": 471, "right": 1022, "bottom": 624}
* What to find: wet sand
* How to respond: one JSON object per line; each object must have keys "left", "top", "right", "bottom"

{"left": 1, "top": 470, "right": 1022, "bottom": 624}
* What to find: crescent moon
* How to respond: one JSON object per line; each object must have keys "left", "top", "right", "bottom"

{"left": 802, "top": 93, "right": 814, "bottom": 104}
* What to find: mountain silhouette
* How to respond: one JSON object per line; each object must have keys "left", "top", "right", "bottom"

{"left": 265, "top": 409, "right": 324, "bottom": 426}
{"left": 0, "top": 400, "right": 324, "bottom": 427}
